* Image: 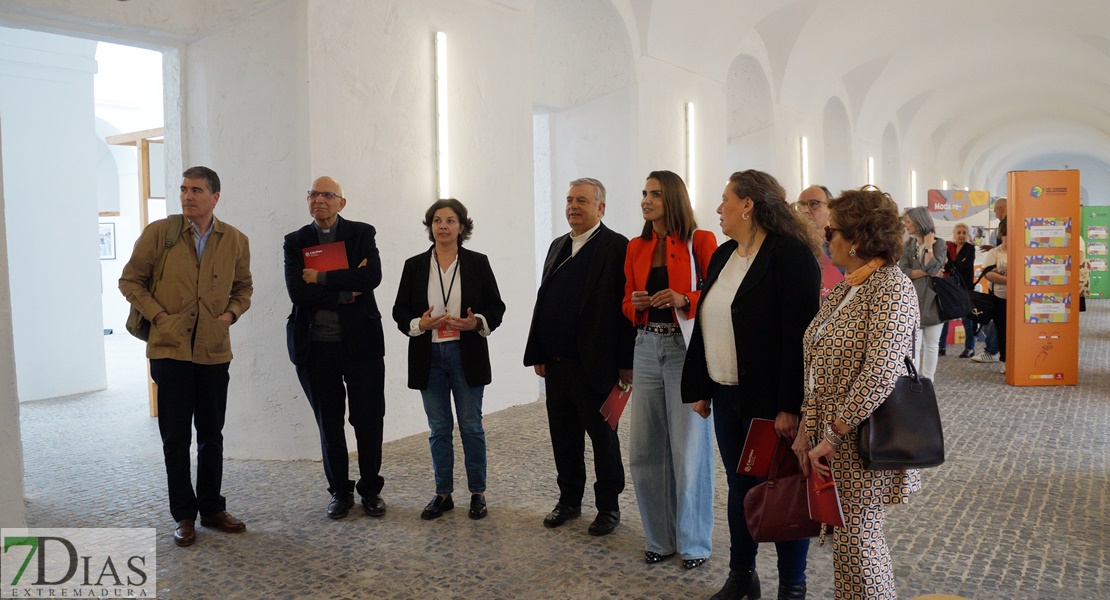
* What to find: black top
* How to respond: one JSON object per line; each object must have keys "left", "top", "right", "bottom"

{"left": 946, "top": 242, "right": 976, "bottom": 290}
{"left": 646, "top": 266, "right": 672, "bottom": 323}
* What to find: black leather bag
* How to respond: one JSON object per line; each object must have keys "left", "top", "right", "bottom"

{"left": 858, "top": 357, "right": 945, "bottom": 470}
{"left": 967, "top": 266, "right": 996, "bottom": 326}
{"left": 931, "top": 271, "right": 972, "bottom": 321}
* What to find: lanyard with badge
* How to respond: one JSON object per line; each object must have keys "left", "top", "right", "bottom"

{"left": 435, "top": 251, "right": 460, "bottom": 339}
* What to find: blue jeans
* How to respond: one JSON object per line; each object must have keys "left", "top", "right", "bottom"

{"left": 982, "top": 320, "right": 999, "bottom": 355}
{"left": 712, "top": 383, "right": 808, "bottom": 582}
{"left": 420, "top": 341, "right": 486, "bottom": 495}
{"left": 630, "top": 330, "right": 715, "bottom": 560}
{"left": 960, "top": 317, "right": 977, "bottom": 351}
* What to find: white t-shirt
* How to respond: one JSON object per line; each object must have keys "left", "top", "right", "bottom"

{"left": 981, "top": 246, "right": 1008, "bottom": 299}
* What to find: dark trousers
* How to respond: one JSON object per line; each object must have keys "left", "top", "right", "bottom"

{"left": 992, "top": 295, "right": 1008, "bottom": 363}
{"left": 543, "top": 358, "right": 625, "bottom": 512}
{"left": 150, "top": 358, "right": 230, "bottom": 523}
{"left": 712, "top": 383, "right": 809, "bottom": 582}
{"left": 295, "top": 341, "right": 385, "bottom": 498}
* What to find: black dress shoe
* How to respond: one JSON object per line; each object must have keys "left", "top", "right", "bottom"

{"left": 709, "top": 569, "right": 760, "bottom": 600}
{"left": 327, "top": 492, "right": 354, "bottom": 519}
{"left": 420, "top": 494, "right": 454, "bottom": 520}
{"left": 587, "top": 510, "right": 620, "bottom": 536}
{"left": 542, "top": 503, "right": 581, "bottom": 528}
{"left": 361, "top": 494, "right": 387, "bottom": 517}
{"left": 468, "top": 494, "right": 488, "bottom": 520}
{"left": 777, "top": 582, "right": 806, "bottom": 600}
{"left": 682, "top": 557, "right": 707, "bottom": 569}
{"left": 644, "top": 551, "right": 674, "bottom": 564}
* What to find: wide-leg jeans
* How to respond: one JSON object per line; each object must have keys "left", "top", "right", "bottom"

{"left": 630, "top": 329, "right": 715, "bottom": 560}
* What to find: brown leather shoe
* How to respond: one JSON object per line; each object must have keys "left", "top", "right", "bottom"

{"left": 173, "top": 520, "right": 196, "bottom": 547}
{"left": 199, "top": 511, "right": 246, "bottom": 533}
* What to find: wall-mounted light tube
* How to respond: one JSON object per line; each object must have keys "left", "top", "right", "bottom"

{"left": 867, "top": 156, "right": 875, "bottom": 186}
{"left": 910, "top": 170, "right": 917, "bottom": 207}
{"left": 942, "top": 180, "right": 948, "bottom": 190}
{"left": 435, "top": 31, "right": 449, "bottom": 198}
{"left": 800, "top": 136, "right": 809, "bottom": 190}
{"left": 686, "top": 102, "right": 696, "bottom": 207}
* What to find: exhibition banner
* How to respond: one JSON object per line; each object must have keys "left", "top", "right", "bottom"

{"left": 1081, "top": 206, "right": 1110, "bottom": 298}
{"left": 1006, "top": 170, "right": 1080, "bottom": 386}
{"left": 927, "top": 189, "right": 991, "bottom": 221}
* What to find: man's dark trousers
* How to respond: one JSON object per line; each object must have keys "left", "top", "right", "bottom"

{"left": 296, "top": 341, "right": 385, "bottom": 498}
{"left": 544, "top": 358, "right": 624, "bottom": 512}
{"left": 150, "top": 358, "right": 230, "bottom": 522}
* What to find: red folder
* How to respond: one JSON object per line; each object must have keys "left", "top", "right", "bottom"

{"left": 807, "top": 460, "right": 846, "bottom": 528}
{"left": 303, "top": 241, "right": 349, "bottom": 272}
{"left": 737, "top": 418, "right": 778, "bottom": 477}
{"left": 599, "top": 383, "right": 632, "bottom": 430}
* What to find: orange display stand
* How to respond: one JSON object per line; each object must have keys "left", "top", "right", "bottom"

{"left": 1005, "top": 170, "right": 1080, "bottom": 386}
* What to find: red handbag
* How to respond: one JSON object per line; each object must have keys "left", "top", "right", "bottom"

{"left": 743, "top": 437, "right": 822, "bottom": 543}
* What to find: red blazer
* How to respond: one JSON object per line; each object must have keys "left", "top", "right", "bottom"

{"left": 622, "top": 229, "right": 717, "bottom": 325}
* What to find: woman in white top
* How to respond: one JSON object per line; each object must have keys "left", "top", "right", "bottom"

{"left": 898, "top": 207, "right": 947, "bottom": 380}
{"left": 681, "top": 170, "right": 822, "bottom": 600}
{"left": 980, "top": 218, "right": 1009, "bottom": 373}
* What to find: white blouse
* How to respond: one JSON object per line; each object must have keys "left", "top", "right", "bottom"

{"left": 408, "top": 253, "right": 491, "bottom": 342}
{"left": 700, "top": 249, "right": 757, "bottom": 385}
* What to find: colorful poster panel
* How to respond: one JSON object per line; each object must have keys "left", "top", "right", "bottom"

{"left": 1089, "top": 241, "right": 1109, "bottom": 256}
{"left": 1024, "top": 293, "right": 1071, "bottom": 323}
{"left": 1025, "top": 217, "right": 1071, "bottom": 248}
{"left": 1091, "top": 258, "right": 1108, "bottom": 272}
{"left": 1023, "top": 255, "right": 1071, "bottom": 286}
{"left": 1088, "top": 225, "right": 1108, "bottom": 240}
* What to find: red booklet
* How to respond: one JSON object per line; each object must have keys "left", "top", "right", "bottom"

{"left": 303, "top": 241, "right": 349, "bottom": 272}
{"left": 807, "top": 461, "right": 846, "bottom": 528}
{"left": 599, "top": 383, "right": 632, "bottom": 430}
{"left": 737, "top": 418, "right": 778, "bottom": 477}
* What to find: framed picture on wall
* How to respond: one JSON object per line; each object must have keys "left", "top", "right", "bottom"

{"left": 99, "top": 222, "right": 116, "bottom": 260}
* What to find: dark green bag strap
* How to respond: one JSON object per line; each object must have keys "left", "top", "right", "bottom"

{"left": 149, "top": 215, "right": 183, "bottom": 294}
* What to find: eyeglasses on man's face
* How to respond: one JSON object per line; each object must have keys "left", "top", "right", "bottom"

{"left": 307, "top": 191, "right": 343, "bottom": 200}
{"left": 797, "top": 199, "right": 826, "bottom": 211}
{"left": 824, "top": 225, "right": 840, "bottom": 243}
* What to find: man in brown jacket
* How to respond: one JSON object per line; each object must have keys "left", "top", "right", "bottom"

{"left": 119, "top": 166, "right": 253, "bottom": 547}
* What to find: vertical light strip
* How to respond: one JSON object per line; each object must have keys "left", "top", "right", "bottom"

{"left": 910, "top": 170, "right": 918, "bottom": 207}
{"left": 867, "top": 156, "right": 875, "bottom": 186}
{"left": 800, "top": 136, "right": 809, "bottom": 189}
{"left": 942, "top": 179, "right": 948, "bottom": 190}
{"left": 964, "top": 186, "right": 970, "bottom": 191}
{"left": 685, "top": 102, "right": 696, "bottom": 207}
{"left": 435, "top": 31, "right": 450, "bottom": 198}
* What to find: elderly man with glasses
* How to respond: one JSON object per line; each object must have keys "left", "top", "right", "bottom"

{"left": 796, "top": 185, "right": 844, "bottom": 301}
{"left": 284, "top": 176, "right": 388, "bottom": 519}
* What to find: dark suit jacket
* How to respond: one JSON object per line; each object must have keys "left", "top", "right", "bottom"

{"left": 392, "top": 246, "right": 506, "bottom": 389}
{"left": 284, "top": 215, "right": 385, "bottom": 365}
{"left": 523, "top": 222, "right": 635, "bottom": 398}
{"left": 681, "top": 233, "right": 820, "bottom": 418}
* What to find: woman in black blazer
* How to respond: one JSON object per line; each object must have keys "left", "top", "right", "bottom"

{"left": 392, "top": 199, "right": 506, "bottom": 521}
{"left": 681, "top": 171, "right": 821, "bottom": 600}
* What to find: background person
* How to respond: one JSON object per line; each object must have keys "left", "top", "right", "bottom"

{"left": 794, "top": 186, "right": 921, "bottom": 600}
{"left": 796, "top": 184, "right": 844, "bottom": 302}
{"left": 980, "top": 218, "right": 1009, "bottom": 374}
{"left": 681, "top": 170, "right": 821, "bottom": 600}
{"left": 623, "top": 170, "right": 717, "bottom": 569}
{"left": 945, "top": 222, "right": 978, "bottom": 358}
{"left": 899, "top": 207, "right": 946, "bottom": 381}
{"left": 392, "top": 199, "right": 506, "bottom": 520}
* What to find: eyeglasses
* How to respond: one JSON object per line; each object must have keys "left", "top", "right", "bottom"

{"left": 797, "top": 199, "right": 826, "bottom": 210}
{"left": 824, "top": 226, "right": 840, "bottom": 243}
{"left": 307, "top": 191, "right": 343, "bottom": 200}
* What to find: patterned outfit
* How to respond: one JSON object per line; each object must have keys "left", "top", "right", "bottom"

{"left": 801, "top": 265, "right": 921, "bottom": 599}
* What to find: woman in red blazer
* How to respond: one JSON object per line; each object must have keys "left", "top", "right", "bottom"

{"left": 622, "top": 170, "right": 717, "bottom": 570}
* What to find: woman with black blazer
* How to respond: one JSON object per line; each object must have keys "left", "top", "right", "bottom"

{"left": 392, "top": 199, "right": 506, "bottom": 521}
{"left": 681, "top": 170, "right": 821, "bottom": 600}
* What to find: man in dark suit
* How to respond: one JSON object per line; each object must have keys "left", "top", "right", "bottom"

{"left": 524, "top": 177, "right": 634, "bottom": 536}
{"left": 284, "top": 176, "right": 387, "bottom": 519}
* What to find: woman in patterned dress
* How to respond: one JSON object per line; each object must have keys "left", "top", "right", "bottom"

{"left": 793, "top": 187, "right": 921, "bottom": 600}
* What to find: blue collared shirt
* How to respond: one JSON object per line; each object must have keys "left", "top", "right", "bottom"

{"left": 189, "top": 217, "right": 216, "bottom": 261}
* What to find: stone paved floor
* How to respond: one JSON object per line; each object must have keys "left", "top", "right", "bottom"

{"left": 17, "top": 303, "right": 1109, "bottom": 599}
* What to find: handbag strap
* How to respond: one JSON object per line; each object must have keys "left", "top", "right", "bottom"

{"left": 972, "top": 264, "right": 996, "bottom": 287}
{"left": 765, "top": 436, "right": 793, "bottom": 481}
{"left": 150, "top": 215, "right": 184, "bottom": 294}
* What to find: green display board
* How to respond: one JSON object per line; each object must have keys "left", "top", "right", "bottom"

{"left": 1081, "top": 206, "right": 1110, "bottom": 298}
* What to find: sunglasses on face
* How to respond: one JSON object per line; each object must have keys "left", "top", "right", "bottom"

{"left": 824, "top": 226, "right": 840, "bottom": 243}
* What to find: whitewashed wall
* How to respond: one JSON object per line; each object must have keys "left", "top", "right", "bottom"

{"left": 0, "top": 119, "right": 25, "bottom": 527}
